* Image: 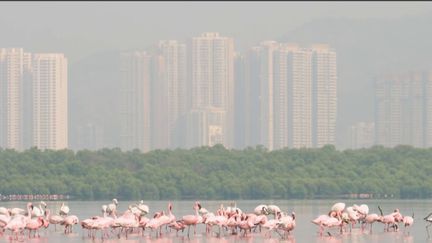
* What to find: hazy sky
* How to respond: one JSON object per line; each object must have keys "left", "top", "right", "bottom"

{"left": 1, "top": 2, "right": 432, "bottom": 63}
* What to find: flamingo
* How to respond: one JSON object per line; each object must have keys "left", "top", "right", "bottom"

{"left": 278, "top": 212, "right": 296, "bottom": 239}
{"left": 59, "top": 202, "right": 70, "bottom": 216}
{"left": 330, "top": 202, "right": 345, "bottom": 219}
{"left": 112, "top": 210, "right": 139, "bottom": 239}
{"left": 403, "top": 214, "right": 414, "bottom": 234}
{"left": 254, "top": 204, "right": 269, "bottom": 215}
{"left": 267, "top": 205, "right": 281, "bottom": 219}
{"left": 5, "top": 202, "right": 32, "bottom": 240}
{"left": 167, "top": 202, "right": 176, "bottom": 225}
{"left": 145, "top": 211, "right": 164, "bottom": 237}
{"left": 61, "top": 215, "right": 79, "bottom": 234}
{"left": 92, "top": 208, "right": 115, "bottom": 240}
{"left": 45, "top": 209, "right": 64, "bottom": 231}
{"left": 182, "top": 201, "right": 201, "bottom": 237}
{"left": 81, "top": 216, "right": 100, "bottom": 239}
{"left": 0, "top": 210, "right": 11, "bottom": 231}
{"left": 25, "top": 216, "right": 44, "bottom": 238}
{"left": 361, "top": 213, "right": 381, "bottom": 233}
{"left": 9, "top": 207, "right": 26, "bottom": 216}
{"left": 107, "top": 198, "right": 119, "bottom": 217}
{"left": 344, "top": 206, "right": 360, "bottom": 231}
{"left": 169, "top": 220, "right": 186, "bottom": 236}
{"left": 238, "top": 214, "right": 255, "bottom": 236}
{"left": 0, "top": 207, "right": 9, "bottom": 216}
{"left": 31, "top": 201, "right": 46, "bottom": 217}
{"left": 137, "top": 200, "right": 149, "bottom": 216}
{"left": 353, "top": 204, "right": 369, "bottom": 220}
{"left": 312, "top": 214, "right": 331, "bottom": 236}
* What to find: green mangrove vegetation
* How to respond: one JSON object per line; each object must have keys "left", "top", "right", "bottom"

{"left": 0, "top": 144, "right": 431, "bottom": 200}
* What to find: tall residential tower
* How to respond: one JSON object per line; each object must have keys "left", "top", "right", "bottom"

{"left": 32, "top": 53, "right": 68, "bottom": 150}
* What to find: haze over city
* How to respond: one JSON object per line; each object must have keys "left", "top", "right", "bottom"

{"left": 1, "top": 2, "right": 432, "bottom": 151}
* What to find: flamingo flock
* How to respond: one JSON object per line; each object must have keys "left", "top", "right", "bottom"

{"left": 0, "top": 199, "right": 425, "bottom": 241}
{"left": 311, "top": 202, "right": 415, "bottom": 237}
{"left": 77, "top": 200, "right": 297, "bottom": 240}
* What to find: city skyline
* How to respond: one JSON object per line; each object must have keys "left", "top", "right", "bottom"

{"left": 1, "top": 2, "right": 432, "bottom": 151}
{"left": 2, "top": 39, "right": 432, "bottom": 151}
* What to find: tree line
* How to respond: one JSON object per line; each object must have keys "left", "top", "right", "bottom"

{"left": 0, "top": 144, "right": 430, "bottom": 200}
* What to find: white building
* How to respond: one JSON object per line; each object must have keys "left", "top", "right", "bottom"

{"left": 190, "top": 32, "right": 234, "bottom": 147}
{"left": 312, "top": 44, "right": 337, "bottom": 148}
{"left": 32, "top": 53, "right": 68, "bottom": 150}
{"left": 0, "top": 48, "right": 31, "bottom": 150}
{"left": 244, "top": 43, "right": 337, "bottom": 150}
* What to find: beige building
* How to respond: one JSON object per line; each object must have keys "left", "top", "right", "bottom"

{"left": 244, "top": 43, "right": 337, "bottom": 150}
{"left": 119, "top": 51, "right": 152, "bottom": 152}
{"left": 0, "top": 48, "right": 27, "bottom": 150}
{"left": 32, "top": 53, "right": 68, "bottom": 150}
{"left": 190, "top": 32, "right": 234, "bottom": 147}
{"left": 312, "top": 44, "right": 337, "bottom": 148}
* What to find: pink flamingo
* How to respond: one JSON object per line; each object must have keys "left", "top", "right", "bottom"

{"left": 182, "top": 201, "right": 201, "bottom": 237}
{"left": 4, "top": 202, "right": 32, "bottom": 240}
{"left": 238, "top": 214, "right": 255, "bottom": 236}
{"left": 61, "top": 215, "right": 79, "bottom": 234}
{"left": 321, "top": 216, "right": 343, "bottom": 236}
{"left": 0, "top": 210, "right": 11, "bottom": 234}
{"left": 146, "top": 211, "right": 164, "bottom": 237}
{"left": 169, "top": 220, "right": 186, "bottom": 236}
{"left": 403, "top": 214, "right": 414, "bottom": 234}
{"left": 112, "top": 210, "right": 139, "bottom": 239}
{"left": 361, "top": 213, "right": 381, "bottom": 233}
{"left": 25, "top": 216, "right": 44, "bottom": 238}
{"left": 167, "top": 202, "right": 176, "bottom": 226}
{"left": 81, "top": 216, "right": 100, "bottom": 238}
{"left": 45, "top": 209, "right": 64, "bottom": 231}
{"left": 278, "top": 212, "right": 296, "bottom": 239}
{"left": 138, "top": 215, "right": 150, "bottom": 235}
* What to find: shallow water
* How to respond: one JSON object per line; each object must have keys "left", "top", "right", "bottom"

{"left": 0, "top": 199, "right": 430, "bottom": 242}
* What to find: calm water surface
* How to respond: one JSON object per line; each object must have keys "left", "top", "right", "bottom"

{"left": 1, "top": 199, "right": 431, "bottom": 243}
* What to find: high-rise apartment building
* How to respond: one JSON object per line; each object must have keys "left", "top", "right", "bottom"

{"left": 258, "top": 41, "right": 278, "bottom": 150}
{"left": 312, "top": 44, "right": 337, "bottom": 148}
{"left": 0, "top": 48, "right": 30, "bottom": 150}
{"left": 32, "top": 53, "right": 68, "bottom": 150}
{"left": 189, "top": 32, "right": 234, "bottom": 148}
{"left": 243, "top": 42, "right": 337, "bottom": 150}
{"left": 375, "top": 72, "right": 432, "bottom": 147}
{"left": 157, "top": 40, "right": 188, "bottom": 148}
{"left": 349, "top": 122, "right": 375, "bottom": 149}
{"left": 119, "top": 51, "right": 152, "bottom": 152}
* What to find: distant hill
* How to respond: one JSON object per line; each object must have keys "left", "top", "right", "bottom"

{"left": 69, "top": 51, "right": 121, "bottom": 149}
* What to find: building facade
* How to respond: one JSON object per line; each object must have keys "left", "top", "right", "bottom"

{"left": 189, "top": 32, "right": 234, "bottom": 148}
{"left": 32, "top": 53, "right": 68, "bottom": 150}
